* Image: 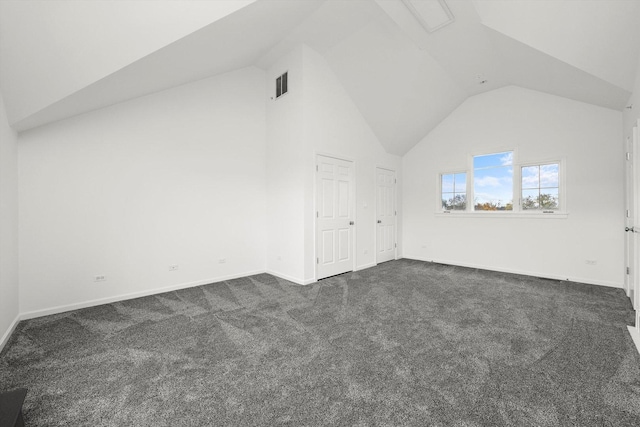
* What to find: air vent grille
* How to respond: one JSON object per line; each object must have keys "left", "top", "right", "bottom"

{"left": 276, "top": 71, "right": 288, "bottom": 99}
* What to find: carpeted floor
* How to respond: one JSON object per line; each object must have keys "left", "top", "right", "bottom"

{"left": 1, "top": 259, "right": 639, "bottom": 426}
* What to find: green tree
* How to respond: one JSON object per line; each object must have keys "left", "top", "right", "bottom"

{"left": 539, "top": 193, "right": 558, "bottom": 209}
{"left": 522, "top": 193, "right": 558, "bottom": 210}
{"left": 443, "top": 194, "right": 466, "bottom": 210}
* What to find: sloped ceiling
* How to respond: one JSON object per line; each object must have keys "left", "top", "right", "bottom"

{"left": 0, "top": 0, "right": 259, "bottom": 125}
{"left": 1, "top": 0, "right": 639, "bottom": 155}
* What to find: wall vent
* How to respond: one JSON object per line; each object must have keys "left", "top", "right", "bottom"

{"left": 276, "top": 71, "right": 288, "bottom": 99}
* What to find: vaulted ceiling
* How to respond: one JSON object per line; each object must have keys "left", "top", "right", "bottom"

{"left": 1, "top": 0, "right": 639, "bottom": 155}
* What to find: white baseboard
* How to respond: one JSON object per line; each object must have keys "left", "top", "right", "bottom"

{"left": 19, "top": 269, "right": 265, "bottom": 321}
{"left": 0, "top": 314, "right": 20, "bottom": 354}
{"left": 268, "top": 263, "right": 381, "bottom": 285}
{"left": 403, "top": 256, "right": 623, "bottom": 289}
{"left": 628, "top": 325, "right": 640, "bottom": 356}
{"left": 355, "top": 262, "right": 376, "bottom": 271}
{"left": 265, "top": 270, "right": 314, "bottom": 285}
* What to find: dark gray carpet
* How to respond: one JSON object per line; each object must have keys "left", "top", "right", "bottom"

{"left": 1, "top": 259, "right": 639, "bottom": 426}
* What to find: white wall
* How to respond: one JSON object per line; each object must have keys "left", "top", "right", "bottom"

{"left": 0, "top": 90, "right": 19, "bottom": 348}
{"left": 18, "top": 67, "right": 267, "bottom": 315}
{"left": 265, "top": 44, "right": 402, "bottom": 284}
{"left": 623, "top": 53, "right": 640, "bottom": 137}
{"left": 265, "top": 45, "right": 307, "bottom": 283}
{"left": 403, "top": 86, "right": 624, "bottom": 287}
{"left": 301, "top": 45, "right": 402, "bottom": 280}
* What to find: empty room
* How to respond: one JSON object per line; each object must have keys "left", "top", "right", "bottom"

{"left": 1, "top": 0, "right": 640, "bottom": 425}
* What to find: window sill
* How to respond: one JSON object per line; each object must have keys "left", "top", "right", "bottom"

{"left": 435, "top": 211, "right": 569, "bottom": 219}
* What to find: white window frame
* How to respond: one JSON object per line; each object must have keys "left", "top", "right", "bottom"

{"left": 439, "top": 170, "right": 468, "bottom": 212}
{"left": 469, "top": 148, "right": 517, "bottom": 213}
{"left": 518, "top": 158, "right": 566, "bottom": 214}
{"left": 435, "top": 149, "right": 568, "bottom": 218}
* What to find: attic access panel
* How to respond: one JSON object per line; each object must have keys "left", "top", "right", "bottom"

{"left": 401, "top": 0, "right": 454, "bottom": 33}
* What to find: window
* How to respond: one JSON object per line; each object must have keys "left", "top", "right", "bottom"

{"left": 437, "top": 150, "right": 564, "bottom": 216}
{"left": 521, "top": 163, "right": 559, "bottom": 210}
{"left": 441, "top": 172, "right": 466, "bottom": 210}
{"left": 276, "top": 71, "right": 288, "bottom": 99}
{"left": 473, "top": 151, "right": 513, "bottom": 211}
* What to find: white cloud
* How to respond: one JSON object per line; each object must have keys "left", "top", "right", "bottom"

{"left": 540, "top": 165, "right": 559, "bottom": 187}
{"left": 500, "top": 152, "right": 513, "bottom": 166}
{"left": 475, "top": 176, "right": 501, "bottom": 187}
{"left": 521, "top": 164, "right": 558, "bottom": 188}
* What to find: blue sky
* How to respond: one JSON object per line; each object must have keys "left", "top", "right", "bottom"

{"left": 473, "top": 152, "right": 513, "bottom": 206}
{"left": 443, "top": 153, "right": 559, "bottom": 208}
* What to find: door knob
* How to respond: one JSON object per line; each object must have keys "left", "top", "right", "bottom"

{"left": 626, "top": 227, "right": 635, "bottom": 232}
{"left": 349, "top": 221, "right": 354, "bottom": 225}
{"left": 377, "top": 220, "right": 382, "bottom": 224}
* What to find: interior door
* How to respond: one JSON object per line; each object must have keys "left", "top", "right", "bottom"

{"left": 316, "top": 155, "right": 354, "bottom": 280}
{"left": 625, "top": 133, "right": 635, "bottom": 301}
{"left": 376, "top": 168, "right": 396, "bottom": 264}
{"left": 632, "top": 122, "right": 640, "bottom": 325}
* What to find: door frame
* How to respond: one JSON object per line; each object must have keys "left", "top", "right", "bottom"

{"left": 633, "top": 122, "right": 640, "bottom": 318}
{"left": 314, "top": 152, "right": 357, "bottom": 282}
{"left": 625, "top": 133, "right": 634, "bottom": 298}
{"left": 375, "top": 166, "right": 398, "bottom": 264}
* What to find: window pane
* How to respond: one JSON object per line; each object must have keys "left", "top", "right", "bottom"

{"left": 473, "top": 151, "right": 513, "bottom": 169}
{"left": 540, "top": 164, "right": 559, "bottom": 188}
{"left": 453, "top": 193, "right": 466, "bottom": 210}
{"left": 442, "top": 171, "right": 466, "bottom": 211}
{"left": 454, "top": 173, "right": 466, "bottom": 190}
{"left": 521, "top": 166, "right": 539, "bottom": 189}
{"left": 522, "top": 189, "right": 539, "bottom": 210}
{"left": 442, "top": 193, "right": 454, "bottom": 210}
{"left": 521, "top": 163, "right": 559, "bottom": 210}
{"left": 540, "top": 188, "right": 559, "bottom": 209}
{"left": 474, "top": 167, "right": 513, "bottom": 210}
{"left": 442, "top": 174, "right": 454, "bottom": 192}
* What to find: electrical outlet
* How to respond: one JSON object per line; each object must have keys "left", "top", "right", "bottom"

{"left": 364, "top": 249, "right": 368, "bottom": 254}
{"left": 277, "top": 255, "right": 282, "bottom": 261}
{"left": 219, "top": 258, "right": 226, "bottom": 264}
{"left": 585, "top": 260, "right": 597, "bottom": 265}
{"left": 169, "top": 264, "right": 179, "bottom": 271}
{"left": 94, "top": 275, "right": 106, "bottom": 282}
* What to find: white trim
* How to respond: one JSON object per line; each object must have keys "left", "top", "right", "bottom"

{"left": 266, "top": 269, "right": 314, "bottom": 286}
{"left": 401, "top": 0, "right": 454, "bottom": 33}
{"left": 435, "top": 211, "right": 569, "bottom": 219}
{"left": 518, "top": 158, "right": 566, "bottom": 212}
{"left": 19, "top": 269, "right": 264, "bottom": 320}
{"left": 375, "top": 167, "right": 398, "bottom": 265}
{"left": 315, "top": 153, "right": 357, "bottom": 281}
{"left": 628, "top": 325, "right": 640, "bottom": 356}
{"left": 355, "top": 262, "right": 376, "bottom": 271}
{"left": 403, "top": 256, "right": 623, "bottom": 289}
{"left": 0, "top": 315, "right": 21, "bottom": 354}
{"left": 438, "top": 169, "right": 467, "bottom": 212}
{"left": 468, "top": 147, "right": 518, "bottom": 212}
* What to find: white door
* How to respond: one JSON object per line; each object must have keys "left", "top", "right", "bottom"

{"left": 376, "top": 168, "right": 396, "bottom": 264}
{"left": 631, "top": 122, "right": 640, "bottom": 327}
{"left": 316, "top": 155, "right": 354, "bottom": 280}
{"left": 625, "top": 133, "right": 635, "bottom": 301}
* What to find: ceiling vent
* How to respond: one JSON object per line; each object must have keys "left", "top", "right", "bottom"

{"left": 401, "top": 0, "right": 455, "bottom": 33}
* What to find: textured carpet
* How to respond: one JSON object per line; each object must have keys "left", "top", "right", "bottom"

{"left": 1, "top": 259, "right": 640, "bottom": 426}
